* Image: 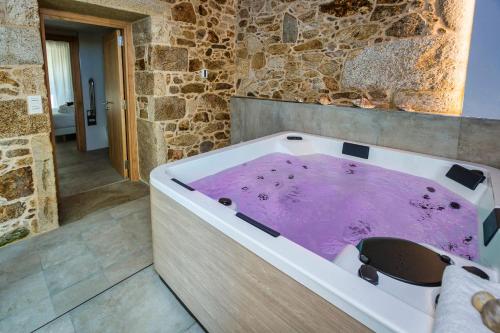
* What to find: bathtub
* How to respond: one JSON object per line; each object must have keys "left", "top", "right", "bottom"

{"left": 150, "top": 132, "right": 500, "bottom": 333}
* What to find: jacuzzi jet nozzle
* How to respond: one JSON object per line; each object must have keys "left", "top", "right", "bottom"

{"left": 218, "top": 197, "right": 232, "bottom": 206}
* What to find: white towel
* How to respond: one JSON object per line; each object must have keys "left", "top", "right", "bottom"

{"left": 433, "top": 265, "right": 500, "bottom": 333}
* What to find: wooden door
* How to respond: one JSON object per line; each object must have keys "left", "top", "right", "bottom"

{"left": 103, "top": 30, "right": 128, "bottom": 178}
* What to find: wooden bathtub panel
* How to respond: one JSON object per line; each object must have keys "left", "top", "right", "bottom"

{"left": 151, "top": 187, "right": 372, "bottom": 333}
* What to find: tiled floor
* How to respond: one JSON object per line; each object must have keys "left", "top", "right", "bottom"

{"left": 56, "top": 140, "right": 123, "bottom": 198}
{"left": 59, "top": 181, "right": 150, "bottom": 225}
{"left": 55, "top": 139, "right": 150, "bottom": 226}
{"left": 0, "top": 196, "right": 201, "bottom": 333}
{"left": 35, "top": 267, "right": 203, "bottom": 333}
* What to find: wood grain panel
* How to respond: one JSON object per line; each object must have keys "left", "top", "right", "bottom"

{"left": 122, "top": 25, "right": 139, "bottom": 181}
{"left": 103, "top": 30, "right": 127, "bottom": 178}
{"left": 151, "top": 187, "right": 372, "bottom": 333}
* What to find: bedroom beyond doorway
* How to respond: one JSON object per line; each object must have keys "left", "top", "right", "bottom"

{"left": 40, "top": 11, "right": 143, "bottom": 225}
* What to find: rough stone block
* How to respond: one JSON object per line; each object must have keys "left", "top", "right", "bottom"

{"left": 200, "top": 140, "right": 214, "bottom": 153}
{"left": 6, "top": 148, "right": 29, "bottom": 158}
{"left": 202, "top": 94, "right": 228, "bottom": 112}
{"left": 154, "top": 96, "right": 186, "bottom": 121}
{"left": 12, "top": 65, "right": 46, "bottom": 95}
{"left": 137, "top": 119, "right": 166, "bottom": 182}
{"left": 282, "top": 13, "right": 298, "bottom": 43}
{"left": 0, "top": 227, "right": 29, "bottom": 247}
{"left": 334, "top": 24, "right": 379, "bottom": 42}
{"left": 0, "top": 27, "right": 43, "bottom": 65}
{"left": 3, "top": 0, "right": 39, "bottom": 27}
{"left": 0, "top": 202, "right": 26, "bottom": 223}
{"left": 0, "top": 99, "right": 50, "bottom": 138}
{"left": 251, "top": 52, "right": 266, "bottom": 70}
{"left": 149, "top": 45, "right": 188, "bottom": 71}
{"left": 370, "top": 4, "right": 407, "bottom": 21}
{"left": 135, "top": 71, "right": 154, "bottom": 95}
{"left": 169, "top": 133, "right": 198, "bottom": 147}
{"left": 181, "top": 83, "right": 205, "bottom": 94}
{"left": 0, "top": 166, "right": 34, "bottom": 201}
{"left": 132, "top": 17, "right": 152, "bottom": 46}
{"left": 293, "top": 39, "right": 323, "bottom": 52}
{"left": 393, "top": 90, "right": 462, "bottom": 115}
{"left": 31, "top": 134, "right": 58, "bottom": 233}
{"left": 171, "top": 2, "right": 197, "bottom": 24}
{"left": 436, "top": 0, "right": 475, "bottom": 32}
{"left": 341, "top": 35, "right": 466, "bottom": 114}
{"left": 386, "top": 13, "right": 429, "bottom": 37}
{"left": 319, "top": 0, "right": 372, "bottom": 17}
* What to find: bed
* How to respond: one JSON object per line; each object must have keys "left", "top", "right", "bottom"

{"left": 52, "top": 105, "right": 76, "bottom": 136}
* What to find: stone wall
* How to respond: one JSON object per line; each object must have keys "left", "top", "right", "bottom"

{"left": 0, "top": 0, "right": 476, "bottom": 245}
{"left": 0, "top": 0, "right": 58, "bottom": 246}
{"left": 235, "top": 0, "right": 475, "bottom": 115}
{"left": 134, "top": 0, "right": 236, "bottom": 180}
{"left": 0, "top": 0, "right": 237, "bottom": 245}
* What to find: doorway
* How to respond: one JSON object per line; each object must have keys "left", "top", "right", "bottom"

{"left": 39, "top": 9, "right": 141, "bottom": 224}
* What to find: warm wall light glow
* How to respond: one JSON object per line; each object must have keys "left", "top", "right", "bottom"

{"left": 235, "top": 0, "right": 476, "bottom": 115}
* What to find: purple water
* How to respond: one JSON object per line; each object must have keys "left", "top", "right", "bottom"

{"left": 190, "top": 153, "right": 478, "bottom": 261}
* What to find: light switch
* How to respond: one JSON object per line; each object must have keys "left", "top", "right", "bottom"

{"left": 200, "top": 69, "right": 208, "bottom": 79}
{"left": 27, "top": 95, "right": 43, "bottom": 115}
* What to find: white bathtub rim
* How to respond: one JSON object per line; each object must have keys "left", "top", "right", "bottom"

{"left": 161, "top": 131, "right": 500, "bottom": 208}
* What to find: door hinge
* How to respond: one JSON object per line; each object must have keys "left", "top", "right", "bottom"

{"left": 121, "top": 100, "right": 127, "bottom": 110}
{"left": 124, "top": 160, "right": 130, "bottom": 170}
{"left": 118, "top": 35, "right": 124, "bottom": 47}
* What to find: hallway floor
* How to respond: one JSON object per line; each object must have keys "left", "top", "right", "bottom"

{"left": 0, "top": 196, "right": 203, "bottom": 333}
{"left": 55, "top": 140, "right": 149, "bottom": 226}
{"left": 56, "top": 140, "right": 123, "bottom": 198}
{"left": 59, "top": 181, "right": 149, "bottom": 225}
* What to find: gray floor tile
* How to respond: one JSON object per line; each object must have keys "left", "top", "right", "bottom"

{"left": 51, "top": 272, "right": 110, "bottom": 316}
{"left": 34, "top": 314, "right": 75, "bottom": 333}
{"left": 74, "top": 211, "right": 116, "bottom": 235}
{"left": 0, "top": 271, "right": 50, "bottom": 320}
{"left": 0, "top": 188, "right": 170, "bottom": 333}
{"left": 103, "top": 248, "right": 153, "bottom": 285}
{"left": 39, "top": 238, "right": 89, "bottom": 270}
{"left": 44, "top": 252, "right": 101, "bottom": 295}
{"left": 70, "top": 267, "right": 195, "bottom": 333}
{"left": 0, "top": 297, "right": 55, "bottom": 333}
{"left": 60, "top": 181, "right": 149, "bottom": 225}
{"left": 56, "top": 141, "right": 123, "bottom": 198}
{"left": 108, "top": 196, "right": 150, "bottom": 220}
{"left": 83, "top": 222, "right": 138, "bottom": 269}
{"left": 35, "top": 224, "right": 84, "bottom": 253}
{"left": 0, "top": 250, "right": 41, "bottom": 290}
{"left": 0, "top": 236, "right": 36, "bottom": 263}
{"left": 117, "top": 209, "right": 152, "bottom": 248}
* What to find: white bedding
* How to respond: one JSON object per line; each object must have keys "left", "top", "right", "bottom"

{"left": 52, "top": 107, "right": 76, "bottom": 135}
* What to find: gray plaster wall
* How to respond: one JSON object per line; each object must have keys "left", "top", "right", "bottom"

{"left": 79, "top": 32, "right": 108, "bottom": 151}
{"left": 231, "top": 97, "right": 500, "bottom": 169}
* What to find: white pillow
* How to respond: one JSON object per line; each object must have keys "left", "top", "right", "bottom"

{"left": 58, "top": 104, "right": 75, "bottom": 113}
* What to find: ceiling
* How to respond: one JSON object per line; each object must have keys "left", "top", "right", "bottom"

{"left": 44, "top": 18, "right": 115, "bottom": 34}
{"left": 38, "top": 0, "right": 148, "bottom": 22}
